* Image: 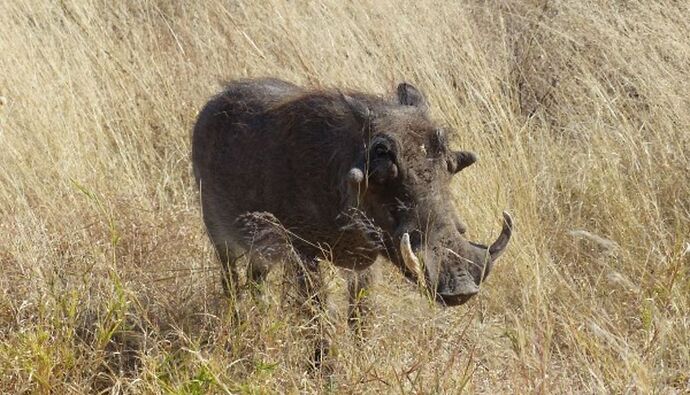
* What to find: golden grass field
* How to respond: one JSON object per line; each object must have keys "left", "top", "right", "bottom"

{"left": 1, "top": 0, "right": 689, "bottom": 393}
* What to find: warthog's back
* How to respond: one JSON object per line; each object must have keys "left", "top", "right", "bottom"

{"left": 192, "top": 78, "right": 301, "bottom": 182}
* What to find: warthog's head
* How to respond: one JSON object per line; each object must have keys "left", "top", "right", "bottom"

{"left": 344, "top": 83, "right": 512, "bottom": 306}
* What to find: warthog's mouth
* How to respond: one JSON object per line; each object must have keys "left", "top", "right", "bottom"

{"left": 399, "top": 212, "right": 513, "bottom": 306}
{"left": 435, "top": 292, "right": 475, "bottom": 306}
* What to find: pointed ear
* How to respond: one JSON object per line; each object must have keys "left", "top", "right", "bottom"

{"left": 397, "top": 82, "right": 428, "bottom": 111}
{"left": 340, "top": 92, "right": 371, "bottom": 124}
{"left": 449, "top": 150, "right": 477, "bottom": 174}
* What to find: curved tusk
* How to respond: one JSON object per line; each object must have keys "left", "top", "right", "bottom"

{"left": 489, "top": 211, "right": 513, "bottom": 261}
{"left": 400, "top": 233, "right": 424, "bottom": 280}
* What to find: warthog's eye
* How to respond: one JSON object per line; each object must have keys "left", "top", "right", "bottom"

{"left": 373, "top": 143, "right": 391, "bottom": 158}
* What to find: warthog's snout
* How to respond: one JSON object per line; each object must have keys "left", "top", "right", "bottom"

{"left": 400, "top": 212, "right": 513, "bottom": 306}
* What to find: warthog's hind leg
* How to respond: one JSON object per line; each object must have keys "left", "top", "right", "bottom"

{"left": 244, "top": 252, "right": 280, "bottom": 300}
{"left": 214, "top": 242, "right": 241, "bottom": 298}
{"left": 234, "top": 211, "right": 294, "bottom": 296}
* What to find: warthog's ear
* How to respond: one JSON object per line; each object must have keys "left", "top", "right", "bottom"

{"left": 449, "top": 150, "right": 477, "bottom": 174}
{"left": 340, "top": 92, "right": 371, "bottom": 126}
{"left": 397, "top": 82, "right": 428, "bottom": 111}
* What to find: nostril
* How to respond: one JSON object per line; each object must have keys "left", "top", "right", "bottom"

{"left": 447, "top": 271, "right": 480, "bottom": 297}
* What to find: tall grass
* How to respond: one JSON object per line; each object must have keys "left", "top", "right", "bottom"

{"left": 1, "top": 0, "right": 688, "bottom": 392}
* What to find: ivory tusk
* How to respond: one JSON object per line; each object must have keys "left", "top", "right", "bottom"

{"left": 400, "top": 233, "right": 424, "bottom": 281}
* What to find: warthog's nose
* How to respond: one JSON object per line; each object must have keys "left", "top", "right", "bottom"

{"left": 437, "top": 271, "right": 480, "bottom": 306}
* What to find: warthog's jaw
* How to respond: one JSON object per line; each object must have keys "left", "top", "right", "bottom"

{"left": 399, "top": 212, "right": 513, "bottom": 307}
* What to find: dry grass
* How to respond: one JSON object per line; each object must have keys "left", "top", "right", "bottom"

{"left": 1, "top": 0, "right": 689, "bottom": 393}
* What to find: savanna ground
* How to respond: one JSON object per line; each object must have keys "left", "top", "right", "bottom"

{"left": 1, "top": 0, "right": 689, "bottom": 393}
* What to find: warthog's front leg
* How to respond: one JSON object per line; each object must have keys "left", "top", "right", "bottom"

{"left": 292, "top": 257, "right": 333, "bottom": 373}
{"left": 347, "top": 266, "right": 374, "bottom": 339}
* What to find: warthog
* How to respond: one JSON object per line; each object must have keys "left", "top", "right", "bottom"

{"left": 192, "top": 78, "right": 512, "bottom": 317}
